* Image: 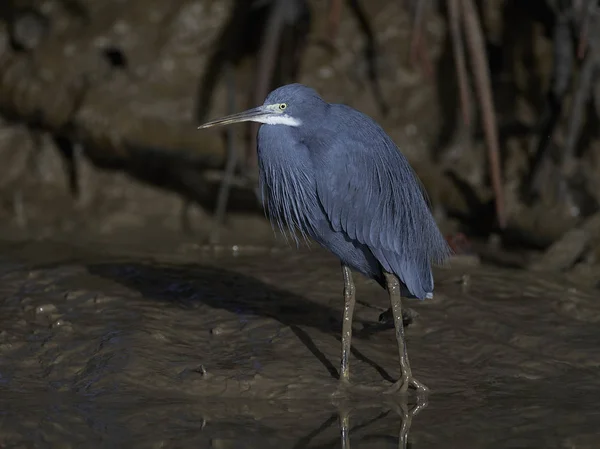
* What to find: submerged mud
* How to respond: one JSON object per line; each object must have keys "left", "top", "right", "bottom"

{"left": 0, "top": 235, "right": 600, "bottom": 448}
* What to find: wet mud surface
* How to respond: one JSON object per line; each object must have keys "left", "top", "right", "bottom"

{"left": 1, "top": 235, "right": 600, "bottom": 448}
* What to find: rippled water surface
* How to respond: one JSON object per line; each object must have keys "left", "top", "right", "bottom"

{"left": 1, "top": 235, "right": 599, "bottom": 448}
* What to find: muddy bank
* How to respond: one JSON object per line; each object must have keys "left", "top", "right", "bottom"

{"left": 1, "top": 234, "right": 600, "bottom": 447}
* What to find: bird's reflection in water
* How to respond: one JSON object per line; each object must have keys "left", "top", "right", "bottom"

{"left": 295, "top": 396, "right": 427, "bottom": 449}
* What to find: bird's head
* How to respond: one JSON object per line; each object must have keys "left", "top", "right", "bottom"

{"left": 197, "top": 83, "right": 327, "bottom": 130}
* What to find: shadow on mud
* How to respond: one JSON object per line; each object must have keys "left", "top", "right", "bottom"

{"left": 86, "top": 262, "right": 395, "bottom": 383}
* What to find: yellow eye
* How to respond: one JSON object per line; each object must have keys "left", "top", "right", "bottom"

{"left": 279, "top": 103, "right": 287, "bottom": 110}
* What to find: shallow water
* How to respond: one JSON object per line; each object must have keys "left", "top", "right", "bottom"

{"left": 1, "top": 235, "right": 600, "bottom": 448}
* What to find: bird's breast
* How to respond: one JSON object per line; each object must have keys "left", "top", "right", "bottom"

{"left": 257, "top": 125, "right": 323, "bottom": 241}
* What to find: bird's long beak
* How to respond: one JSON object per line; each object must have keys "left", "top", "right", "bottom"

{"left": 197, "top": 105, "right": 276, "bottom": 129}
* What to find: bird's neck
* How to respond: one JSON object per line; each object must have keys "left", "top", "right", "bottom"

{"left": 256, "top": 124, "right": 318, "bottom": 241}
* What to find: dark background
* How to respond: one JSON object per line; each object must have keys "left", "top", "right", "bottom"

{"left": 0, "top": 0, "right": 599, "bottom": 280}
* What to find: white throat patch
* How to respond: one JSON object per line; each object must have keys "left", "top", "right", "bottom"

{"left": 256, "top": 114, "right": 302, "bottom": 127}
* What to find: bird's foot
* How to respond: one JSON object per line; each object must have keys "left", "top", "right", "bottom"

{"left": 386, "top": 376, "right": 429, "bottom": 396}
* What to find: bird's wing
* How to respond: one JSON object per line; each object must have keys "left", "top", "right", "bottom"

{"left": 312, "top": 106, "right": 450, "bottom": 297}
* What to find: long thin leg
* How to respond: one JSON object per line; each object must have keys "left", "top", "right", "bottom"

{"left": 340, "top": 263, "right": 356, "bottom": 384}
{"left": 384, "top": 272, "right": 428, "bottom": 394}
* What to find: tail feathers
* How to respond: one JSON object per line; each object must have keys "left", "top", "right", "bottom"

{"left": 373, "top": 248, "right": 434, "bottom": 300}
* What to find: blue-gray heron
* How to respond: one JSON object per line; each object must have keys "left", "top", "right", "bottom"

{"left": 198, "top": 83, "right": 451, "bottom": 394}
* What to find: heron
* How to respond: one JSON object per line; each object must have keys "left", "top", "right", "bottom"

{"left": 198, "top": 83, "right": 451, "bottom": 394}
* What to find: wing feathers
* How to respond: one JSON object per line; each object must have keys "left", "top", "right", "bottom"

{"left": 313, "top": 105, "right": 450, "bottom": 298}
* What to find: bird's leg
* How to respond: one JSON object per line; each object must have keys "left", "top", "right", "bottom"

{"left": 340, "top": 263, "right": 356, "bottom": 384}
{"left": 384, "top": 272, "right": 428, "bottom": 395}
